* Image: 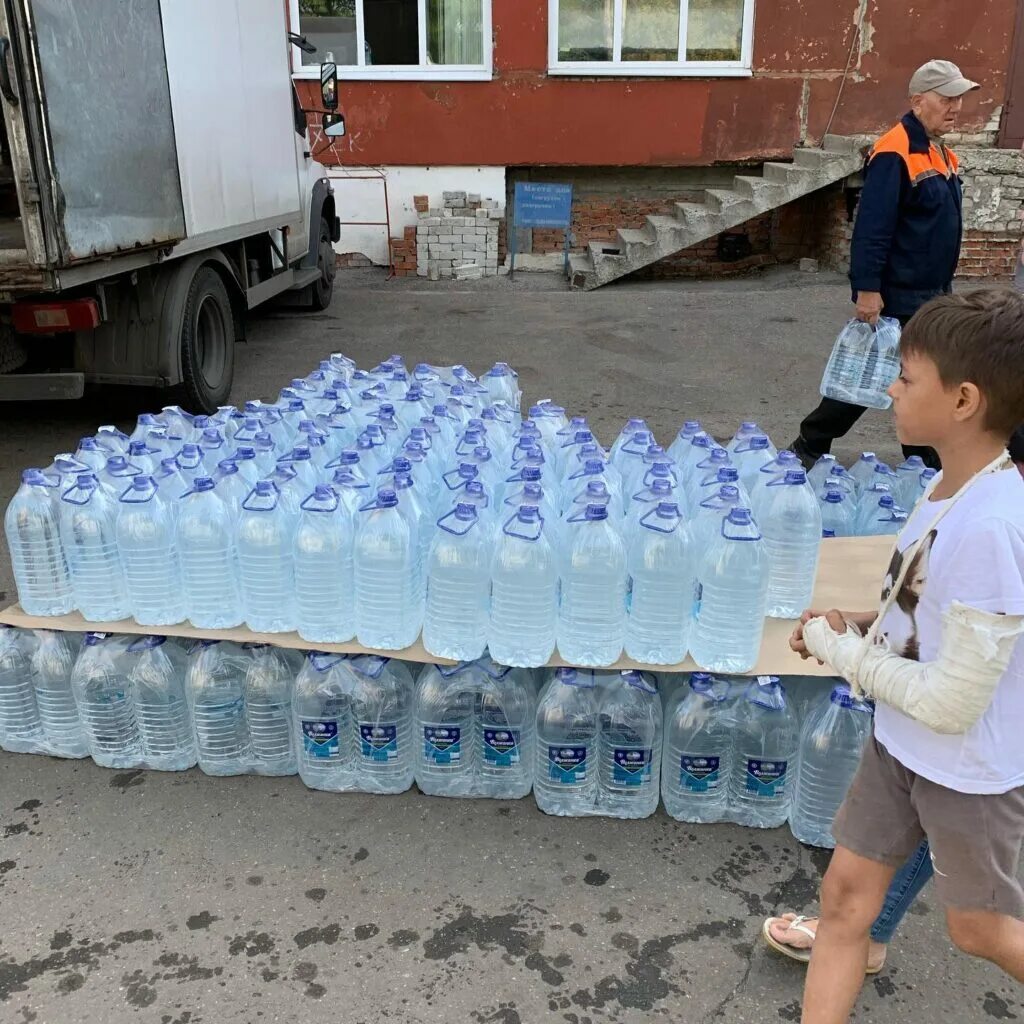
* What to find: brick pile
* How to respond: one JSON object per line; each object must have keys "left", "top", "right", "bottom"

{"left": 413, "top": 191, "right": 504, "bottom": 280}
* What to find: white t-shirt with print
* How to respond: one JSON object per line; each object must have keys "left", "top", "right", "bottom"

{"left": 874, "top": 467, "right": 1024, "bottom": 794}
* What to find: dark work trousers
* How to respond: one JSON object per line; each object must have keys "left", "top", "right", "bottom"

{"left": 794, "top": 313, "right": 940, "bottom": 469}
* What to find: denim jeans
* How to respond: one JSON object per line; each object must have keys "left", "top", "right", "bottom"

{"left": 869, "top": 838, "right": 934, "bottom": 943}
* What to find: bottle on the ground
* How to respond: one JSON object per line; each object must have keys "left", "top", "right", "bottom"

{"left": 415, "top": 661, "right": 479, "bottom": 797}
{"left": 727, "top": 677, "right": 800, "bottom": 828}
{"left": 293, "top": 651, "right": 354, "bottom": 792}
{"left": 237, "top": 481, "right": 297, "bottom": 633}
{"left": 346, "top": 655, "right": 415, "bottom": 794}
{"left": 848, "top": 452, "right": 880, "bottom": 495}
{"left": 186, "top": 639, "right": 252, "bottom": 776}
{"left": 242, "top": 643, "right": 299, "bottom": 776}
{"left": 819, "top": 486, "right": 855, "bottom": 538}
{"left": 662, "top": 673, "right": 734, "bottom": 823}
{"left": 478, "top": 659, "right": 535, "bottom": 800}
{"left": 71, "top": 632, "right": 140, "bottom": 768}
{"left": 691, "top": 508, "right": 770, "bottom": 673}
{"left": 0, "top": 626, "right": 43, "bottom": 754}
{"left": 855, "top": 492, "right": 908, "bottom": 537}
{"left": 790, "top": 682, "right": 873, "bottom": 848}
{"left": 534, "top": 667, "right": 600, "bottom": 816}
{"left": 31, "top": 629, "right": 88, "bottom": 758}
{"left": 598, "top": 670, "right": 662, "bottom": 819}
{"left": 807, "top": 454, "right": 838, "bottom": 493}
{"left": 731, "top": 435, "right": 777, "bottom": 489}
{"left": 760, "top": 469, "right": 822, "bottom": 619}
{"left": 5, "top": 469, "right": 74, "bottom": 616}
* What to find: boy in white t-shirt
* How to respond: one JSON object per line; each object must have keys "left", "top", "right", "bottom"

{"left": 791, "top": 288, "right": 1024, "bottom": 1023}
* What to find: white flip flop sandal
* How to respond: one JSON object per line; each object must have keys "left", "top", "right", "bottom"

{"left": 761, "top": 914, "right": 886, "bottom": 975}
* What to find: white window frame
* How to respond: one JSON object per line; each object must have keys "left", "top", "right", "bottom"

{"left": 289, "top": 0, "right": 493, "bottom": 81}
{"left": 547, "top": 0, "right": 754, "bottom": 77}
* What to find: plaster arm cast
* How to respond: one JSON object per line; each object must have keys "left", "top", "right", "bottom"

{"left": 802, "top": 602, "right": 1024, "bottom": 735}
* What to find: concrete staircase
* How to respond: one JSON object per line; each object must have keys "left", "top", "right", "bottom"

{"left": 567, "top": 135, "right": 867, "bottom": 291}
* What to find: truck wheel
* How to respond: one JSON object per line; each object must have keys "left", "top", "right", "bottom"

{"left": 310, "top": 217, "right": 336, "bottom": 311}
{"left": 0, "top": 327, "right": 27, "bottom": 373}
{"left": 179, "top": 266, "right": 235, "bottom": 413}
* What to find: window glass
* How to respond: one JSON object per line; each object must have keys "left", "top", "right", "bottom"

{"left": 558, "top": 0, "right": 614, "bottom": 62}
{"left": 622, "top": 0, "right": 680, "bottom": 62}
{"left": 685, "top": 0, "right": 744, "bottom": 61}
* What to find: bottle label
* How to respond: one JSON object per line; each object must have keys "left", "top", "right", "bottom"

{"left": 613, "top": 747, "right": 652, "bottom": 787}
{"left": 745, "top": 758, "right": 788, "bottom": 798}
{"left": 302, "top": 719, "right": 340, "bottom": 759}
{"left": 423, "top": 725, "right": 461, "bottom": 765}
{"left": 680, "top": 754, "right": 721, "bottom": 793}
{"left": 548, "top": 745, "right": 587, "bottom": 784}
{"left": 359, "top": 723, "right": 398, "bottom": 762}
{"left": 483, "top": 728, "right": 520, "bottom": 768}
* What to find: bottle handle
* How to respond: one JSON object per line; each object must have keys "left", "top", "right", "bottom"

{"left": 502, "top": 511, "right": 542, "bottom": 540}
{"left": 639, "top": 508, "right": 678, "bottom": 534}
{"left": 437, "top": 509, "right": 477, "bottom": 536}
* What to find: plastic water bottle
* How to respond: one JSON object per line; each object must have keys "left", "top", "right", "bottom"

{"left": 894, "top": 455, "right": 927, "bottom": 508}
{"left": 728, "top": 677, "right": 799, "bottom": 828}
{"left": 790, "top": 683, "right": 873, "bottom": 848}
{"left": 761, "top": 469, "right": 822, "bottom": 619}
{"left": 749, "top": 450, "right": 801, "bottom": 516}
{"left": 676, "top": 431, "right": 715, "bottom": 488}
{"left": 820, "top": 463, "right": 857, "bottom": 500}
{"left": 599, "top": 671, "right": 662, "bottom": 819}
{"left": 692, "top": 483, "right": 742, "bottom": 553}
{"left": 624, "top": 477, "right": 677, "bottom": 547}
{"left": 124, "top": 635, "right": 196, "bottom": 771}
{"left": 75, "top": 437, "right": 107, "bottom": 472}
{"left": 808, "top": 454, "right": 839, "bottom": 492}
{"left": 610, "top": 418, "right": 650, "bottom": 462}
{"left": 563, "top": 459, "right": 625, "bottom": 518}
{"left": 848, "top": 452, "right": 880, "bottom": 494}
{"left": 820, "top": 317, "right": 901, "bottom": 409}
{"left": 904, "top": 467, "right": 937, "bottom": 510}
{"left": 242, "top": 643, "right": 298, "bottom": 776}
{"left": 293, "top": 652, "right": 353, "bottom": 792}
{"left": 186, "top": 639, "right": 251, "bottom": 776}
{"left": 0, "top": 626, "right": 42, "bottom": 753}
{"left": 59, "top": 474, "right": 130, "bottom": 621}
{"left": 488, "top": 504, "right": 559, "bottom": 668}
{"left": 691, "top": 508, "right": 769, "bottom": 673}
{"left": 662, "top": 674, "right": 733, "bottom": 823}
{"left": 116, "top": 476, "right": 187, "bottom": 626}
{"left": 5, "top": 469, "right": 74, "bottom": 615}
{"left": 667, "top": 420, "right": 703, "bottom": 464}
{"left": 26, "top": 629, "right": 85, "bottom": 758}
{"left": 534, "top": 668, "right": 600, "bottom": 816}
{"left": 71, "top": 632, "right": 141, "bottom": 768}
{"left": 211, "top": 459, "right": 250, "bottom": 514}
{"left": 625, "top": 502, "right": 692, "bottom": 664}
{"left": 176, "top": 444, "right": 206, "bottom": 486}
{"left": 482, "top": 362, "right": 521, "bottom": 411}
{"left": 177, "top": 478, "right": 244, "bottom": 629}
{"left": 558, "top": 503, "right": 627, "bottom": 667}
{"left": 347, "top": 655, "right": 415, "bottom": 794}
{"left": 354, "top": 488, "right": 422, "bottom": 650}
{"left": 731, "top": 435, "right": 776, "bottom": 488}
{"left": 726, "top": 421, "right": 769, "bottom": 456}
{"left": 98, "top": 456, "right": 142, "bottom": 500}
{"left": 478, "top": 659, "right": 535, "bottom": 799}
{"left": 415, "top": 661, "right": 479, "bottom": 797}
{"left": 423, "top": 503, "right": 491, "bottom": 662}
{"left": 293, "top": 485, "right": 356, "bottom": 644}
{"left": 856, "top": 493, "right": 908, "bottom": 537}
{"left": 237, "top": 482, "right": 296, "bottom": 633}
{"left": 820, "top": 487, "right": 855, "bottom": 538}
{"left": 612, "top": 430, "right": 655, "bottom": 499}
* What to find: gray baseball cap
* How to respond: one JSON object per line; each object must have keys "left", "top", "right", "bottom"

{"left": 909, "top": 59, "right": 980, "bottom": 97}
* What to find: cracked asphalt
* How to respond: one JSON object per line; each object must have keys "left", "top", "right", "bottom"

{"left": 1, "top": 268, "right": 1020, "bottom": 1023}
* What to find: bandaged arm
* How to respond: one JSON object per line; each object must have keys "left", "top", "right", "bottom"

{"left": 803, "top": 602, "right": 1024, "bottom": 735}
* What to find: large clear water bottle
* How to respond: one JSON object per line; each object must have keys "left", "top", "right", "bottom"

{"left": 237, "top": 482, "right": 296, "bottom": 633}
{"left": 666, "top": 420, "right": 702, "bottom": 464}
{"left": 534, "top": 668, "right": 600, "bottom": 817}
{"left": 610, "top": 418, "right": 650, "bottom": 463}
{"left": 71, "top": 632, "right": 140, "bottom": 768}
{"left": 848, "top": 452, "right": 880, "bottom": 494}
{"left": 488, "top": 504, "right": 559, "bottom": 667}
{"left": 728, "top": 677, "right": 800, "bottom": 829}
{"left": 731, "top": 435, "right": 776, "bottom": 489}
{"left": 662, "top": 673, "right": 733, "bottom": 823}
{"left": 624, "top": 477, "right": 677, "bottom": 545}
{"left": 75, "top": 437, "right": 108, "bottom": 472}
{"left": 423, "top": 503, "right": 491, "bottom": 662}
{"left": 117, "top": 476, "right": 187, "bottom": 626}
{"left": 904, "top": 467, "right": 938, "bottom": 511}
{"left": 186, "top": 639, "right": 251, "bottom": 776}
{"left": 293, "top": 485, "right": 356, "bottom": 644}
{"left": 415, "top": 661, "right": 480, "bottom": 797}
{"left": 691, "top": 508, "right": 770, "bottom": 673}
{"left": 807, "top": 454, "right": 839, "bottom": 492}
{"left": 790, "top": 683, "right": 873, "bottom": 848}
{"left": 293, "top": 651, "right": 354, "bottom": 792}
{"left": 761, "top": 469, "right": 822, "bottom": 619}
{"left": 354, "top": 488, "right": 423, "bottom": 650}
{"left": 856, "top": 492, "right": 908, "bottom": 537}
{"left": 558, "top": 502, "right": 627, "bottom": 668}
{"left": 59, "top": 473, "right": 130, "bottom": 621}
{"left": 598, "top": 671, "right": 662, "bottom": 819}
{"left": 478, "top": 659, "right": 535, "bottom": 800}
{"left": 211, "top": 459, "right": 250, "bottom": 514}
{"left": 5, "top": 469, "right": 74, "bottom": 615}
{"left": 819, "top": 486, "right": 855, "bottom": 538}
{"left": 0, "top": 626, "right": 42, "bottom": 753}
{"left": 625, "top": 501, "right": 692, "bottom": 665}
{"left": 125, "top": 635, "right": 196, "bottom": 771}
{"left": 242, "top": 643, "right": 299, "bottom": 776}
{"left": 692, "top": 484, "right": 742, "bottom": 553}
{"left": 177, "top": 478, "right": 244, "bottom": 629}
{"left": 98, "top": 455, "right": 142, "bottom": 500}
{"left": 819, "top": 317, "right": 900, "bottom": 409}
{"left": 30, "top": 629, "right": 86, "bottom": 757}
{"left": 893, "top": 455, "right": 927, "bottom": 509}
{"left": 749, "top": 450, "right": 801, "bottom": 516}
{"left": 347, "top": 655, "right": 415, "bottom": 794}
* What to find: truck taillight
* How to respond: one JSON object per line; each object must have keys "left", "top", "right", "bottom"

{"left": 12, "top": 299, "right": 101, "bottom": 334}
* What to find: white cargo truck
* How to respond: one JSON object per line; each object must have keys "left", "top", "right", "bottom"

{"left": 0, "top": 0, "right": 345, "bottom": 411}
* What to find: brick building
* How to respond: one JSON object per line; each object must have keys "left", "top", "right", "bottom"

{"left": 289, "top": 0, "right": 1024, "bottom": 284}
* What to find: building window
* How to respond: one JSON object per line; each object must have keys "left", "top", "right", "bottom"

{"left": 291, "top": 0, "right": 491, "bottom": 80}
{"left": 549, "top": 0, "right": 754, "bottom": 75}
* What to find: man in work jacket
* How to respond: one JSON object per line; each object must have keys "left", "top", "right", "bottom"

{"left": 791, "top": 60, "right": 979, "bottom": 471}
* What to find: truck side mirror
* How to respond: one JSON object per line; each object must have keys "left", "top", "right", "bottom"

{"left": 322, "top": 112, "right": 346, "bottom": 138}
{"left": 320, "top": 61, "right": 338, "bottom": 111}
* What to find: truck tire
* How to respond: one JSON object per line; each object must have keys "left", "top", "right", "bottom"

{"left": 0, "top": 327, "right": 27, "bottom": 373}
{"left": 310, "top": 216, "right": 336, "bottom": 311}
{"left": 178, "top": 265, "right": 235, "bottom": 413}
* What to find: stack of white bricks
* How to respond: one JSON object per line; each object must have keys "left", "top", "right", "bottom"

{"left": 417, "top": 191, "right": 503, "bottom": 280}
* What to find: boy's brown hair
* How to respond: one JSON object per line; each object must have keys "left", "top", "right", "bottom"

{"left": 901, "top": 287, "right": 1024, "bottom": 437}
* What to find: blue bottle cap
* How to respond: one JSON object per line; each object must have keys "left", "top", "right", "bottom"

{"left": 784, "top": 469, "right": 807, "bottom": 485}
{"left": 192, "top": 477, "right": 215, "bottom": 493}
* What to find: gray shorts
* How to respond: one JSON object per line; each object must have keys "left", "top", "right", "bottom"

{"left": 832, "top": 733, "right": 1024, "bottom": 920}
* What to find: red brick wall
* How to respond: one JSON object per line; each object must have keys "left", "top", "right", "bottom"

{"left": 391, "top": 226, "right": 417, "bottom": 278}
{"left": 958, "top": 231, "right": 1020, "bottom": 279}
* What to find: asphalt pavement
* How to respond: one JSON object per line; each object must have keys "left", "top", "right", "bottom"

{"left": 1, "top": 268, "right": 1018, "bottom": 1024}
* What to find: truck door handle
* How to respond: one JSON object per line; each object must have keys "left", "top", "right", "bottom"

{"left": 0, "top": 38, "right": 18, "bottom": 105}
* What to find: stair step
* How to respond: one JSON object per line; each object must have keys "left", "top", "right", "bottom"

{"left": 647, "top": 214, "right": 688, "bottom": 236}
{"left": 588, "top": 239, "right": 625, "bottom": 261}
{"left": 732, "top": 174, "right": 784, "bottom": 202}
{"left": 762, "top": 161, "right": 804, "bottom": 185}
{"left": 615, "top": 227, "right": 653, "bottom": 248}
{"left": 673, "top": 201, "right": 713, "bottom": 226}
{"left": 703, "top": 187, "right": 751, "bottom": 213}
{"left": 568, "top": 251, "right": 596, "bottom": 288}
{"left": 823, "top": 133, "right": 863, "bottom": 154}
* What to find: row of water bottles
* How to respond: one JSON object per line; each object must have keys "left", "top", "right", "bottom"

{"left": 0, "top": 624, "right": 871, "bottom": 845}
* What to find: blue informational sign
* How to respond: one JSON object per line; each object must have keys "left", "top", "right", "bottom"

{"left": 510, "top": 182, "right": 574, "bottom": 276}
